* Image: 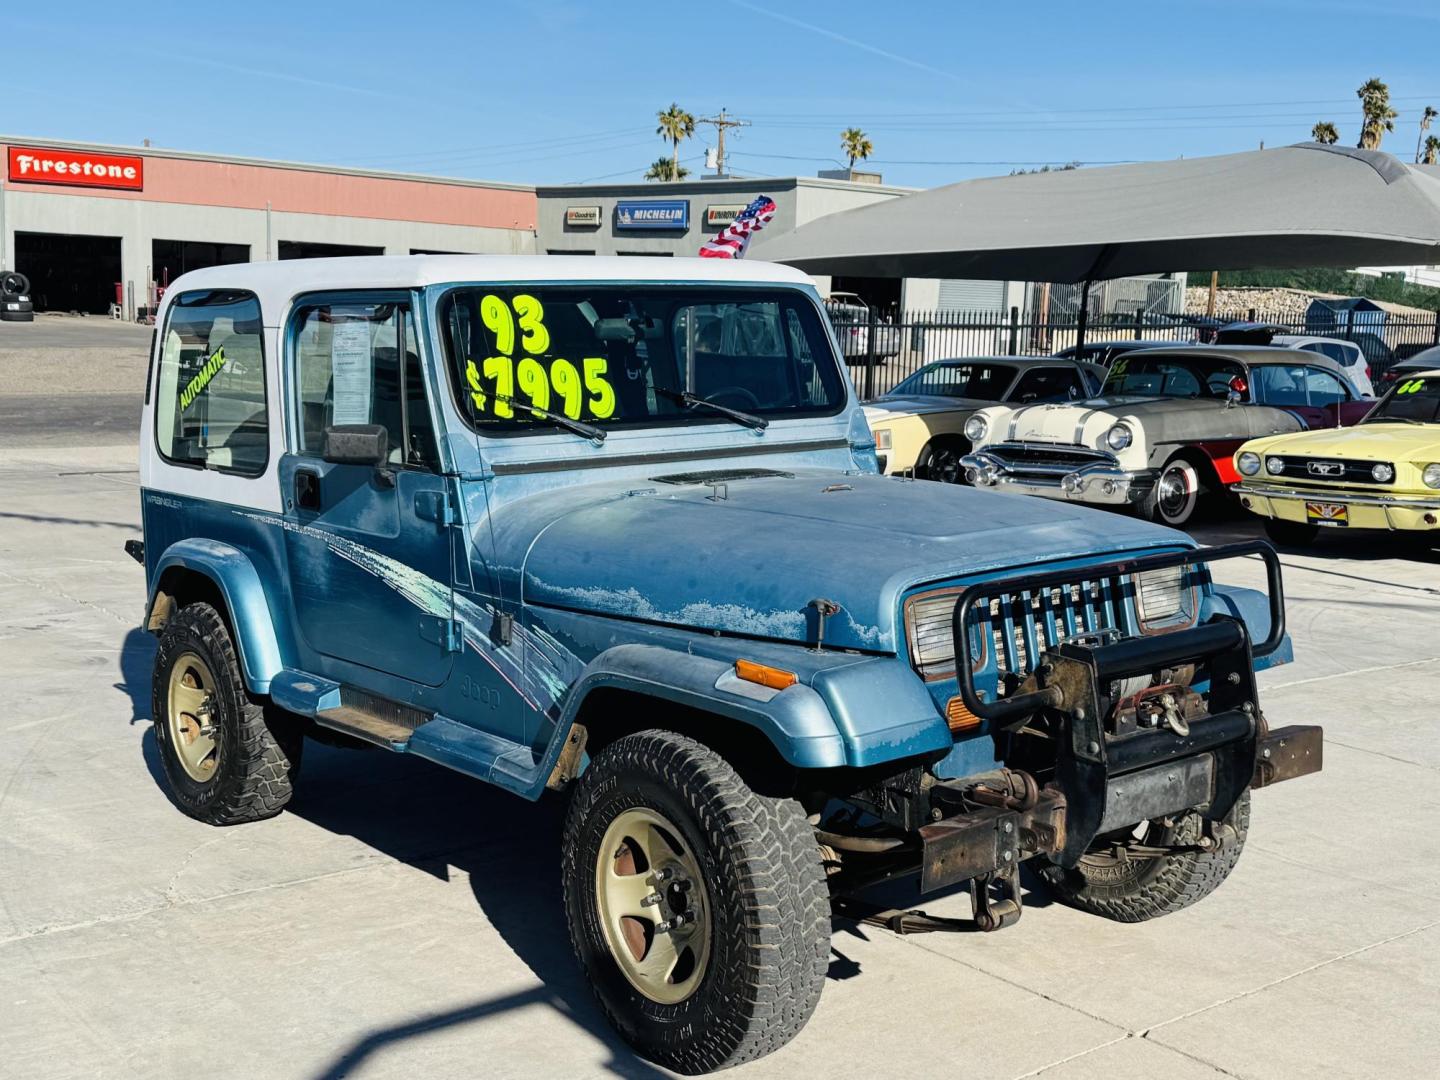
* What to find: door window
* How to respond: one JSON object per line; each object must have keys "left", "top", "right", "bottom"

{"left": 1010, "top": 366, "right": 1088, "bottom": 403}
{"left": 1254, "top": 364, "right": 1351, "bottom": 406}
{"left": 154, "top": 289, "right": 268, "bottom": 476}
{"left": 292, "top": 301, "right": 438, "bottom": 469}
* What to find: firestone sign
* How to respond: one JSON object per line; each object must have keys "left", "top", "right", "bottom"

{"left": 7, "top": 146, "right": 144, "bottom": 191}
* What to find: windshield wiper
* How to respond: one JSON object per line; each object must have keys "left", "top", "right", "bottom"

{"left": 486, "top": 392, "right": 607, "bottom": 442}
{"left": 1364, "top": 415, "right": 1424, "bottom": 425}
{"left": 653, "top": 387, "right": 768, "bottom": 431}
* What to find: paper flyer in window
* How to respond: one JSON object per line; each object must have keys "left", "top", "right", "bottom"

{"left": 330, "top": 310, "right": 373, "bottom": 425}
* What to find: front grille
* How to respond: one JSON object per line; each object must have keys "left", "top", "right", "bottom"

{"left": 986, "top": 442, "right": 1112, "bottom": 474}
{"left": 1268, "top": 457, "right": 1393, "bottom": 484}
{"left": 978, "top": 577, "right": 1136, "bottom": 678}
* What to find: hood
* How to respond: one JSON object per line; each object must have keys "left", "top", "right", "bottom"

{"left": 1247, "top": 421, "right": 1440, "bottom": 461}
{"left": 514, "top": 471, "right": 1188, "bottom": 653}
{"left": 865, "top": 395, "right": 990, "bottom": 421}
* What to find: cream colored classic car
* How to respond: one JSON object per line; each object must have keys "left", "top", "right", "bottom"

{"left": 862, "top": 356, "right": 1103, "bottom": 482}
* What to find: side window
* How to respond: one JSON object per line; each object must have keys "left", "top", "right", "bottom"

{"left": 154, "top": 290, "right": 268, "bottom": 476}
{"left": 1011, "top": 366, "right": 1086, "bottom": 403}
{"left": 1302, "top": 366, "right": 1349, "bottom": 405}
{"left": 292, "top": 301, "right": 437, "bottom": 469}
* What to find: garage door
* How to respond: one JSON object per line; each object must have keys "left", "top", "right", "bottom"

{"left": 937, "top": 278, "right": 1006, "bottom": 314}
{"left": 15, "top": 232, "right": 122, "bottom": 314}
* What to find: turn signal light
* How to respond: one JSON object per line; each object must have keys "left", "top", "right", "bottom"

{"left": 735, "top": 660, "right": 798, "bottom": 690}
{"left": 945, "top": 696, "right": 983, "bottom": 733}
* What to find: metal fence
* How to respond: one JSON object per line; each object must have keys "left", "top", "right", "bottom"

{"left": 826, "top": 302, "right": 1440, "bottom": 399}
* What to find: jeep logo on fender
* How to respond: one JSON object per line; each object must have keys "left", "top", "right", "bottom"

{"left": 7, "top": 146, "right": 144, "bottom": 190}
{"left": 1307, "top": 461, "right": 1344, "bottom": 477}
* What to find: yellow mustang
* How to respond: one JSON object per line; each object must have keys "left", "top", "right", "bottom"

{"left": 862, "top": 356, "right": 1104, "bottom": 482}
{"left": 1234, "top": 370, "right": 1440, "bottom": 544}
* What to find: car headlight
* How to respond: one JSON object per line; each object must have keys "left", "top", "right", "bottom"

{"left": 1424, "top": 463, "right": 1440, "bottom": 489}
{"left": 1104, "top": 423, "right": 1133, "bottom": 451}
{"left": 1266, "top": 456, "right": 1286, "bottom": 475}
{"left": 1370, "top": 462, "right": 1394, "bottom": 483}
{"left": 873, "top": 428, "right": 892, "bottom": 451}
{"left": 1135, "top": 564, "right": 1198, "bottom": 632}
{"left": 904, "top": 588, "right": 962, "bottom": 677}
{"left": 1237, "top": 451, "right": 1261, "bottom": 476}
{"left": 964, "top": 416, "right": 988, "bottom": 443}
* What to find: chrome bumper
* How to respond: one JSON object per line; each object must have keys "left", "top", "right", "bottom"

{"left": 1234, "top": 480, "right": 1440, "bottom": 511}
{"left": 962, "top": 449, "right": 1155, "bottom": 506}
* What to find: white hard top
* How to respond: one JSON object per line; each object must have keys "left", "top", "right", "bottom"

{"left": 166, "top": 255, "right": 815, "bottom": 319}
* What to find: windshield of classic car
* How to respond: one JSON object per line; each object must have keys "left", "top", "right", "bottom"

{"left": 1365, "top": 375, "right": 1440, "bottom": 424}
{"left": 440, "top": 286, "right": 845, "bottom": 432}
{"left": 1103, "top": 354, "right": 1246, "bottom": 400}
{"left": 890, "top": 361, "right": 1016, "bottom": 399}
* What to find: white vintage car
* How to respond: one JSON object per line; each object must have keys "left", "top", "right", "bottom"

{"left": 960, "top": 345, "right": 1369, "bottom": 526}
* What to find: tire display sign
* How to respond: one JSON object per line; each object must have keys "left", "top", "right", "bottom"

{"left": 564, "top": 205, "right": 602, "bottom": 227}
{"left": 7, "top": 146, "right": 144, "bottom": 190}
{"left": 614, "top": 200, "right": 688, "bottom": 230}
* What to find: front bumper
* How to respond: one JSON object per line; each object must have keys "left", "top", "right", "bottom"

{"left": 962, "top": 447, "right": 1156, "bottom": 506}
{"left": 1236, "top": 480, "right": 1440, "bottom": 531}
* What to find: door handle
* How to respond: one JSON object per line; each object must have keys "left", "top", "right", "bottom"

{"left": 295, "top": 468, "right": 321, "bottom": 511}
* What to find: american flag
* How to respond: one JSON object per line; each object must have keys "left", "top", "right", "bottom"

{"left": 698, "top": 194, "right": 777, "bottom": 258}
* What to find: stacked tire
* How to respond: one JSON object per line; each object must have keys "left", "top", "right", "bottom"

{"left": 1, "top": 271, "right": 34, "bottom": 322}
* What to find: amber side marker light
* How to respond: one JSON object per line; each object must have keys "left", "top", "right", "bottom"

{"left": 945, "top": 696, "right": 983, "bottom": 733}
{"left": 735, "top": 660, "right": 798, "bottom": 690}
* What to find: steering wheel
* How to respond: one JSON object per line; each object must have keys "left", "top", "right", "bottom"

{"left": 702, "top": 386, "right": 763, "bottom": 410}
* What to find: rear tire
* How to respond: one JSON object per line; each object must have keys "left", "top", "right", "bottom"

{"left": 562, "top": 730, "right": 829, "bottom": 1073}
{"left": 1037, "top": 791, "right": 1249, "bottom": 922}
{"left": 917, "top": 438, "right": 969, "bottom": 484}
{"left": 1264, "top": 518, "right": 1319, "bottom": 547}
{"left": 152, "top": 603, "right": 302, "bottom": 825}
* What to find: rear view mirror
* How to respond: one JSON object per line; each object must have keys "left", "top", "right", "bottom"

{"left": 323, "top": 424, "right": 389, "bottom": 467}
{"left": 594, "top": 318, "right": 636, "bottom": 343}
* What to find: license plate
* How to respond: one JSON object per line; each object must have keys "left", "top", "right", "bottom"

{"left": 1305, "top": 502, "right": 1349, "bottom": 527}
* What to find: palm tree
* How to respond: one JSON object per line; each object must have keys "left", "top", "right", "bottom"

{"left": 1418, "top": 105, "right": 1438, "bottom": 162}
{"left": 840, "top": 127, "right": 874, "bottom": 173}
{"left": 1356, "top": 78, "right": 1399, "bottom": 150}
{"left": 655, "top": 104, "right": 695, "bottom": 180}
{"left": 1311, "top": 121, "right": 1339, "bottom": 145}
{"left": 1424, "top": 135, "right": 1440, "bottom": 166}
{"left": 644, "top": 157, "right": 690, "bottom": 182}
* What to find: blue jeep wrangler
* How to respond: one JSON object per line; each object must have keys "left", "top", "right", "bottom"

{"left": 132, "top": 255, "right": 1321, "bottom": 1073}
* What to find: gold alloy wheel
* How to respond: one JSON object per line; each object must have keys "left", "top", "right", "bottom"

{"left": 595, "top": 806, "right": 711, "bottom": 1005}
{"left": 167, "top": 652, "right": 220, "bottom": 782}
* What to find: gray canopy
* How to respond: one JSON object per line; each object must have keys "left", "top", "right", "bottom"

{"left": 751, "top": 144, "right": 1440, "bottom": 283}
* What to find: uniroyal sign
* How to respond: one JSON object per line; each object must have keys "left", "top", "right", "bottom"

{"left": 7, "top": 146, "right": 144, "bottom": 190}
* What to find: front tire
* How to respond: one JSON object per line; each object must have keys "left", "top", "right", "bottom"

{"left": 152, "top": 603, "right": 302, "bottom": 825}
{"left": 562, "top": 730, "right": 829, "bottom": 1073}
{"left": 1038, "top": 791, "right": 1249, "bottom": 922}
{"left": 1143, "top": 457, "right": 1211, "bottom": 527}
{"left": 917, "top": 438, "right": 969, "bottom": 484}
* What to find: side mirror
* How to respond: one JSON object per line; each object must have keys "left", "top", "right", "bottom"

{"left": 323, "top": 424, "right": 389, "bottom": 467}
{"left": 1226, "top": 389, "right": 1243, "bottom": 407}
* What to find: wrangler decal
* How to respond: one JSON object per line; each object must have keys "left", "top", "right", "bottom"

{"left": 179, "top": 346, "right": 227, "bottom": 409}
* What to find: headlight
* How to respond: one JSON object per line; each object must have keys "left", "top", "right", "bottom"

{"left": 1135, "top": 564, "right": 1198, "bottom": 632}
{"left": 1424, "top": 463, "right": 1440, "bottom": 489}
{"left": 904, "top": 589, "right": 962, "bottom": 677}
{"left": 1104, "top": 423, "right": 1133, "bottom": 451}
{"left": 964, "top": 416, "right": 988, "bottom": 443}
{"left": 1371, "top": 462, "right": 1394, "bottom": 483}
{"left": 1237, "top": 451, "right": 1261, "bottom": 476}
{"left": 873, "top": 428, "right": 892, "bottom": 451}
{"left": 1266, "top": 456, "right": 1286, "bottom": 475}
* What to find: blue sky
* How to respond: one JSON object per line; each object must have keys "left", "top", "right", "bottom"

{"left": 9, "top": 1, "right": 1440, "bottom": 188}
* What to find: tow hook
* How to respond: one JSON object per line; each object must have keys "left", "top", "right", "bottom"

{"left": 970, "top": 865, "right": 1023, "bottom": 931}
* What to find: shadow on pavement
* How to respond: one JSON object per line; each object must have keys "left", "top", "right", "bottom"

{"left": 277, "top": 746, "right": 670, "bottom": 1079}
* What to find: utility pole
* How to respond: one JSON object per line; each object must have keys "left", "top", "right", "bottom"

{"left": 698, "top": 108, "right": 749, "bottom": 177}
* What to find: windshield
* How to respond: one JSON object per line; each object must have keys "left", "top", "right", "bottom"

{"left": 1103, "top": 353, "right": 1245, "bottom": 399}
{"left": 1365, "top": 375, "right": 1440, "bottom": 423}
{"left": 440, "top": 286, "right": 845, "bottom": 432}
{"left": 891, "top": 361, "right": 1016, "bottom": 399}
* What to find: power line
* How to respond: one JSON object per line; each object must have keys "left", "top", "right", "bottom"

{"left": 569, "top": 153, "right": 705, "bottom": 185}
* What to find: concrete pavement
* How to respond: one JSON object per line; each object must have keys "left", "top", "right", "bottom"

{"left": 1, "top": 402, "right": 1437, "bottom": 1076}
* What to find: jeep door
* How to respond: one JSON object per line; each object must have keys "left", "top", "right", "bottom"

{"left": 280, "top": 294, "right": 457, "bottom": 688}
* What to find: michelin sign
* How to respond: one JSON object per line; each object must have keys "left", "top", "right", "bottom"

{"left": 614, "top": 200, "right": 689, "bottom": 230}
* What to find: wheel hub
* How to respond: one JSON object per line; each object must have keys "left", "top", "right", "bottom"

{"left": 167, "top": 652, "right": 219, "bottom": 782}
{"left": 595, "top": 807, "right": 710, "bottom": 1005}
